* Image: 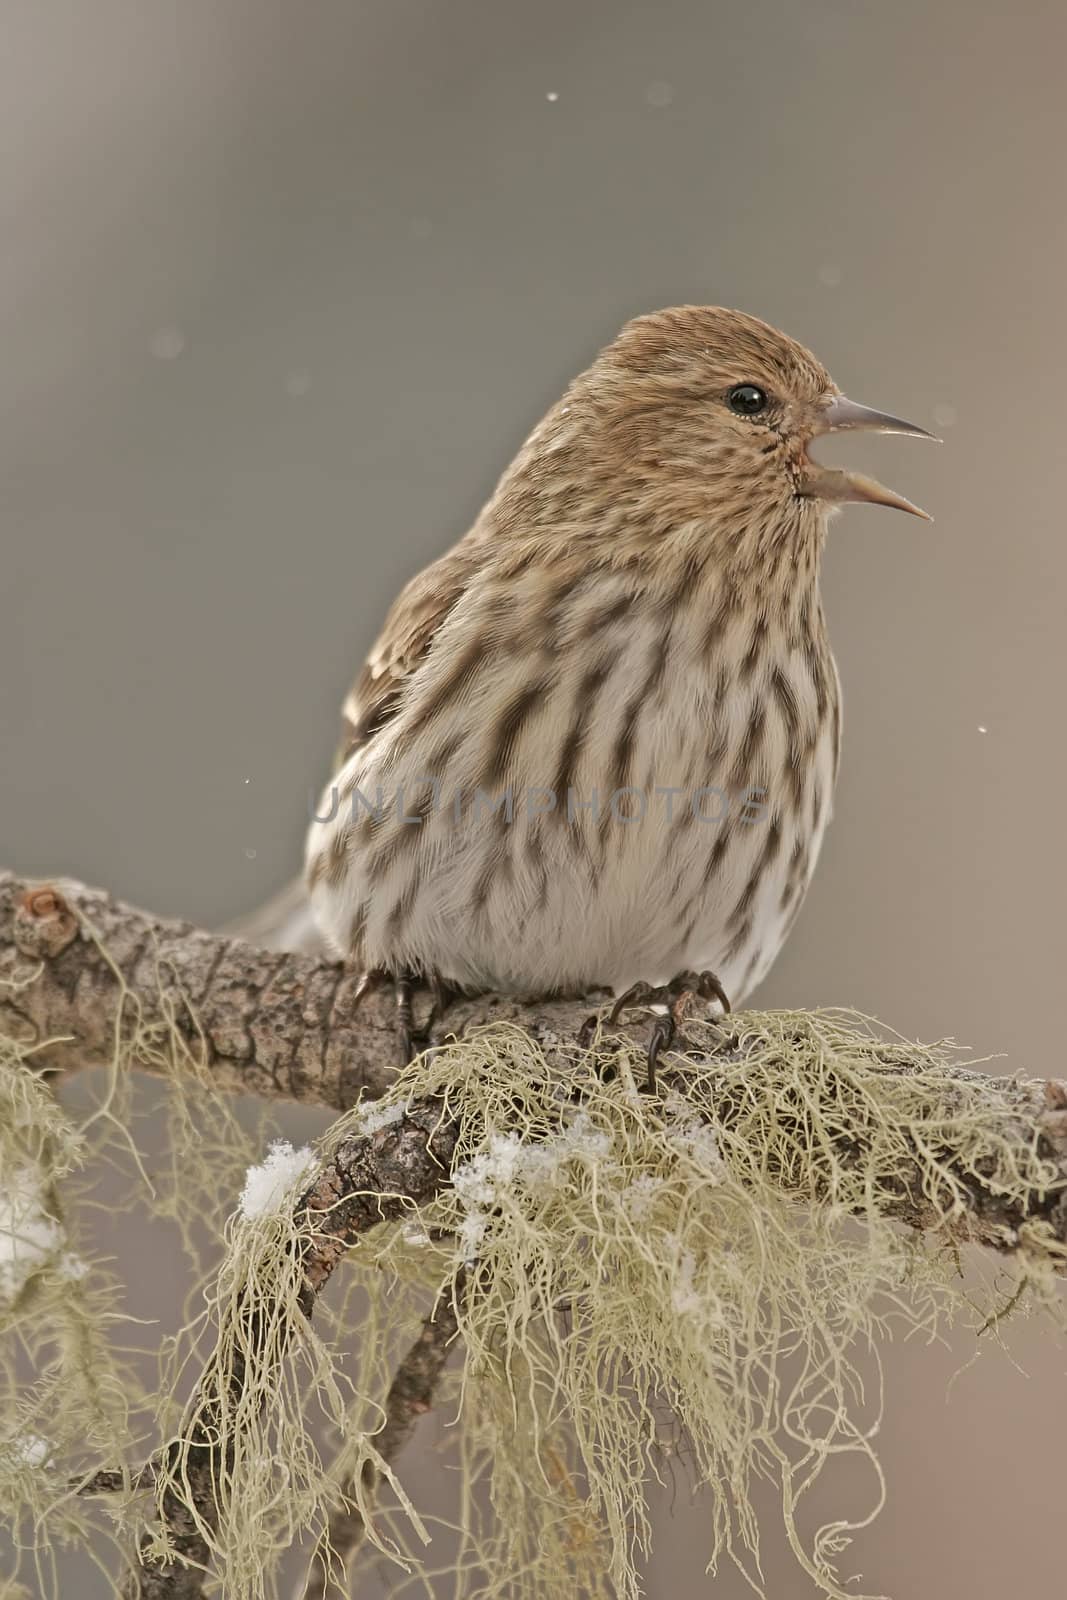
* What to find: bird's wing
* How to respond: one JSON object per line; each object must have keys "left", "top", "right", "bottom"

{"left": 334, "top": 536, "right": 484, "bottom": 770}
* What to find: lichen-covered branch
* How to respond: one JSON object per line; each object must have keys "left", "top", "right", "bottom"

{"left": 123, "top": 1104, "right": 459, "bottom": 1599}
{"left": 3, "top": 869, "right": 1067, "bottom": 1255}
{"left": 7, "top": 868, "right": 1067, "bottom": 1600}
{"left": 136, "top": 1025, "right": 1067, "bottom": 1600}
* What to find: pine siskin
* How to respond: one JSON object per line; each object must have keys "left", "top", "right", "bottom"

{"left": 303, "top": 307, "right": 933, "bottom": 1055}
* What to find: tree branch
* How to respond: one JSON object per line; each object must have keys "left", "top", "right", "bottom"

{"left": 4, "top": 869, "right": 1067, "bottom": 1256}
{"left": 0, "top": 871, "right": 604, "bottom": 1110}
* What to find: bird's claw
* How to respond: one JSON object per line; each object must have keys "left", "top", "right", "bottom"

{"left": 603, "top": 969, "right": 731, "bottom": 1094}
{"left": 576, "top": 1012, "right": 600, "bottom": 1052}
{"left": 352, "top": 968, "right": 461, "bottom": 1065}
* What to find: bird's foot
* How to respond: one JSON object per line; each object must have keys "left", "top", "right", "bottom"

{"left": 604, "top": 970, "right": 731, "bottom": 1095}
{"left": 352, "top": 969, "right": 461, "bottom": 1064}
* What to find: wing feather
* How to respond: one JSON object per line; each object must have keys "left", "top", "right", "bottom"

{"left": 333, "top": 537, "right": 484, "bottom": 770}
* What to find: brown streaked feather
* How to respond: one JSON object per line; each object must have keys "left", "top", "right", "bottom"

{"left": 335, "top": 539, "right": 488, "bottom": 770}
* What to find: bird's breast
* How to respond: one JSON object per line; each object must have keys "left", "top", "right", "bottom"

{"left": 306, "top": 575, "right": 840, "bottom": 1001}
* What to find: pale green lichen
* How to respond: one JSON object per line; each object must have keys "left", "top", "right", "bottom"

{"left": 0, "top": 929, "right": 294, "bottom": 1595}
{"left": 3, "top": 964, "right": 1066, "bottom": 1599}
{"left": 139, "top": 1171, "right": 425, "bottom": 1597}
{"left": 328, "top": 1011, "right": 1066, "bottom": 1600}
{"left": 0, "top": 995, "right": 131, "bottom": 1599}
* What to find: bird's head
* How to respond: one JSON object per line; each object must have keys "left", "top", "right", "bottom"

{"left": 576, "top": 305, "right": 935, "bottom": 531}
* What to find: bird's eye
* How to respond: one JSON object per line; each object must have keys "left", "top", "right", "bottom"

{"left": 727, "top": 383, "right": 769, "bottom": 417}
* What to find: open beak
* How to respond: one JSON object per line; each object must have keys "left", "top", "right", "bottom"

{"left": 798, "top": 395, "right": 939, "bottom": 521}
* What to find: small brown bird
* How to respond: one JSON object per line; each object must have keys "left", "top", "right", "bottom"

{"left": 301, "top": 307, "right": 933, "bottom": 1071}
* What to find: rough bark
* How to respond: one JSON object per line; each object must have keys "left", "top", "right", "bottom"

{"left": 0, "top": 871, "right": 606, "bottom": 1110}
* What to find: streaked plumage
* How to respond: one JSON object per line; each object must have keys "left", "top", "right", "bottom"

{"left": 304, "top": 306, "right": 930, "bottom": 1003}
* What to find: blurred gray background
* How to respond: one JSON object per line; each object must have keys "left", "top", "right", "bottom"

{"left": 3, "top": 0, "right": 1065, "bottom": 1594}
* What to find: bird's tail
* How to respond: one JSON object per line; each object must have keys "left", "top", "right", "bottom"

{"left": 221, "top": 874, "right": 325, "bottom": 955}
